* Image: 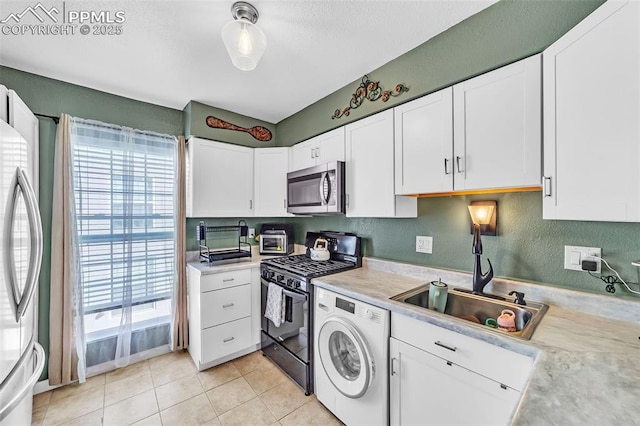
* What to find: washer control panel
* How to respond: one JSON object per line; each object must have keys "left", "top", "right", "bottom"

{"left": 335, "top": 297, "right": 355, "bottom": 314}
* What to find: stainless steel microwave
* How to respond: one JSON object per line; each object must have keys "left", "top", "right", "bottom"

{"left": 287, "top": 161, "right": 345, "bottom": 215}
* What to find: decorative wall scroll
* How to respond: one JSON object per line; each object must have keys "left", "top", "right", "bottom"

{"left": 205, "top": 115, "right": 273, "bottom": 142}
{"left": 331, "top": 75, "right": 409, "bottom": 119}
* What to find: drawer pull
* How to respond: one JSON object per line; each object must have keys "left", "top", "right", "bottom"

{"left": 543, "top": 176, "right": 552, "bottom": 197}
{"left": 222, "top": 303, "right": 235, "bottom": 308}
{"left": 222, "top": 278, "right": 234, "bottom": 283}
{"left": 446, "top": 361, "right": 453, "bottom": 366}
{"left": 455, "top": 156, "right": 464, "bottom": 173}
{"left": 434, "top": 341, "right": 457, "bottom": 352}
{"left": 500, "top": 384, "right": 508, "bottom": 390}
{"left": 391, "top": 357, "right": 398, "bottom": 376}
{"left": 223, "top": 337, "right": 235, "bottom": 343}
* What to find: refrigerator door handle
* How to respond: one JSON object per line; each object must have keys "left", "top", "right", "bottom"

{"left": 0, "top": 342, "right": 45, "bottom": 422}
{"left": 3, "top": 167, "right": 43, "bottom": 323}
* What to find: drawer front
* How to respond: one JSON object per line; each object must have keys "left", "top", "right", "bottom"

{"left": 201, "top": 317, "right": 252, "bottom": 364}
{"left": 391, "top": 313, "right": 533, "bottom": 391}
{"left": 200, "top": 268, "right": 252, "bottom": 292}
{"left": 201, "top": 284, "right": 252, "bottom": 328}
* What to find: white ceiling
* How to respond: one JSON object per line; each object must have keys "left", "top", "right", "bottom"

{"left": 0, "top": 0, "right": 497, "bottom": 123}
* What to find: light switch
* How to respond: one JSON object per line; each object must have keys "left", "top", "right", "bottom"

{"left": 570, "top": 251, "right": 581, "bottom": 265}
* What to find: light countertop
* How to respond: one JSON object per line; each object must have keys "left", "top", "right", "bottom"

{"left": 187, "top": 245, "right": 306, "bottom": 275}
{"left": 311, "top": 258, "right": 640, "bottom": 425}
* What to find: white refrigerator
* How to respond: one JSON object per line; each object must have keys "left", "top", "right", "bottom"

{"left": 0, "top": 86, "right": 45, "bottom": 425}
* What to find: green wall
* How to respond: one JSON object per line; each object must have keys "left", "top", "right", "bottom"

{"left": 288, "top": 192, "right": 640, "bottom": 296}
{"left": 0, "top": 66, "right": 183, "bottom": 380}
{"left": 276, "top": 0, "right": 606, "bottom": 146}
{"left": 184, "top": 101, "right": 277, "bottom": 148}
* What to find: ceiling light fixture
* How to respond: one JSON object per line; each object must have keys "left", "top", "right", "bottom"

{"left": 221, "top": 1, "right": 267, "bottom": 71}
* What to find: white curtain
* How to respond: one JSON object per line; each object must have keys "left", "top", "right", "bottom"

{"left": 172, "top": 136, "right": 188, "bottom": 351}
{"left": 68, "top": 117, "right": 178, "bottom": 372}
{"left": 49, "top": 113, "right": 85, "bottom": 385}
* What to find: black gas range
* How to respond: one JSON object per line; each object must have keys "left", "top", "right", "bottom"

{"left": 259, "top": 231, "right": 361, "bottom": 395}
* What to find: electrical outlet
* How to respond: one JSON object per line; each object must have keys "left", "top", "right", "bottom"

{"left": 416, "top": 236, "right": 433, "bottom": 254}
{"left": 248, "top": 228, "right": 255, "bottom": 238}
{"left": 564, "top": 245, "right": 601, "bottom": 273}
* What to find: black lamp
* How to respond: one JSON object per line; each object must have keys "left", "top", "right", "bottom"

{"left": 468, "top": 201, "right": 496, "bottom": 294}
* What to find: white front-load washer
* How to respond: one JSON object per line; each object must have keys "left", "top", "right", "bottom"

{"left": 314, "top": 287, "right": 390, "bottom": 426}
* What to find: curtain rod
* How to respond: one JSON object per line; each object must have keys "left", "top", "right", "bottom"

{"left": 34, "top": 113, "right": 59, "bottom": 124}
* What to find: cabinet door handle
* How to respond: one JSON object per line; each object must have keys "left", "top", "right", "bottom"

{"left": 284, "top": 199, "right": 287, "bottom": 209}
{"left": 311, "top": 148, "right": 316, "bottom": 159}
{"left": 455, "top": 156, "right": 464, "bottom": 173}
{"left": 222, "top": 278, "right": 234, "bottom": 283}
{"left": 223, "top": 337, "right": 235, "bottom": 343}
{"left": 222, "top": 303, "right": 235, "bottom": 308}
{"left": 543, "top": 176, "right": 552, "bottom": 197}
{"left": 391, "top": 357, "right": 398, "bottom": 376}
{"left": 316, "top": 147, "right": 320, "bottom": 158}
{"left": 434, "top": 341, "right": 457, "bottom": 352}
{"left": 444, "top": 158, "right": 451, "bottom": 175}
{"left": 345, "top": 194, "right": 349, "bottom": 207}
{"left": 249, "top": 199, "right": 253, "bottom": 209}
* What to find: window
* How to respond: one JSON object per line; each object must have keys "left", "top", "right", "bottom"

{"left": 69, "top": 118, "right": 177, "bottom": 341}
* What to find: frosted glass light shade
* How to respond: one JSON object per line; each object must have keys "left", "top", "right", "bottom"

{"left": 221, "top": 19, "right": 267, "bottom": 71}
{"left": 468, "top": 205, "right": 495, "bottom": 225}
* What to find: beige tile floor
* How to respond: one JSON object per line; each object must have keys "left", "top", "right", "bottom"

{"left": 32, "top": 350, "right": 342, "bottom": 426}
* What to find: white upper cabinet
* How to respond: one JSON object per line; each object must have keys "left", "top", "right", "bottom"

{"left": 542, "top": 0, "right": 639, "bottom": 221}
{"left": 254, "top": 147, "right": 290, "bottom": 217}
{"left": 186, "top": 137, "right": 254, "bottom": 218}
{"left": 289, "top": 127, "right": 345, "bottom": 171}
{"left": 394, "top": 87, "right": 454, "bottom": 195}
{"left": 345, "top": 109, "right": 417, "bottom": 218}
{"left": 453, "top": 54, "right": 541, "bottom": 191}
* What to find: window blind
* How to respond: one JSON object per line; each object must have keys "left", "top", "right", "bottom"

{"left": 70, "top": 119, "right": 177, "bottom": 315}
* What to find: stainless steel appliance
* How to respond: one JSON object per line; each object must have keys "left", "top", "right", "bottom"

{"left": 1, "top": 87, "right": 45, "bottom": 425}
{"left": 287, "top": 162, "right": 345, "bottom": 215}
{"left": 259, "top": 223, "right": 294, "bottom": 255}
{"left": 260, "top": 231, "right": 361, "bottom": 395}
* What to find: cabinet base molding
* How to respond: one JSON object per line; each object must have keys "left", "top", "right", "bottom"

{"left": 408, "top": 186, "right": 542, "bottom": 198}
{"left": 189, "top": 343, "right": 260, "bottom": 372}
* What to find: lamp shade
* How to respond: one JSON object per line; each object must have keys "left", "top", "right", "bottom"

{"left": 468, "top": 205, "right": 495, "bottom": 225}
{"left": 222, "top": 19, "right": 267, "bottom": 71}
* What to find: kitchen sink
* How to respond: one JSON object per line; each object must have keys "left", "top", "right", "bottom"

{"left": 391, "top": 286, "right": 548, "bottom": 340}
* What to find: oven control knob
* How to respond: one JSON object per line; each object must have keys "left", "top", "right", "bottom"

{"left": 277, "top": 275, "right": 284, "bottom": 282}
{"left": 286, "top": 278, "right": 293, "bottom": 287}
{"left": 293, "top": 280, "right": 300, "bottom": 288}
{"left": 364, "top": 309, "right": 374, "bottom": 319}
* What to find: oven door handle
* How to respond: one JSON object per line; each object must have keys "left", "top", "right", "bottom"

{"left": 282, "top": 287, "right": 307, "bottom": 302}
{"left": 262, "top": 278, "right": 307, "bottom": 302}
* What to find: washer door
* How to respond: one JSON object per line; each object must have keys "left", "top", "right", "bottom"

{"left": 318, "top": 317, "right": 374, "bottom": 399}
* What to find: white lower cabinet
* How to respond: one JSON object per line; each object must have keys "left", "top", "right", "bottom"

{"left": 188, "top": 265, "right": 261, "bottom": 370}
{"left": 390, "top": 314, "right": 533, "bottom": 425}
